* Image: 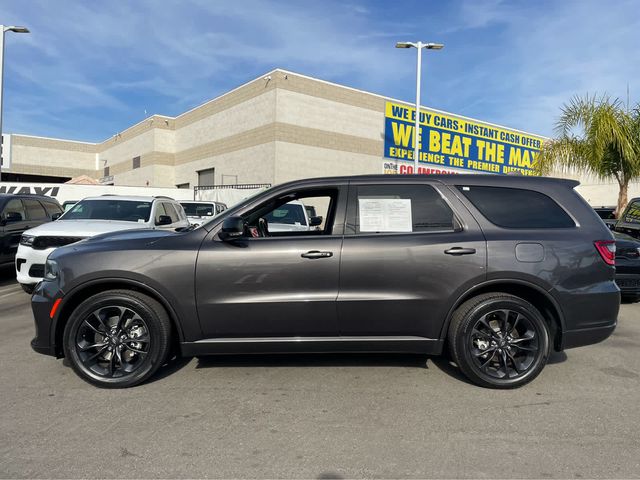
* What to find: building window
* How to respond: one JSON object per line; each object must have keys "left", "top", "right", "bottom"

{"left": 176, "top": 183, "right": 190, "bottom": 189}
{"left": 198, "top": 168, "right": 215, "bottom": 187}
{"left": 104, "top": 166, "right": 110, "bottom": 177}
{"left": 133, "top": 156, "right": 140, "bottom": 169}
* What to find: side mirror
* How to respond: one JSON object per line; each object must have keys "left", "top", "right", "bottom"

{"left": 309, "top": 215, "right": 323, "bottom": 227}
{"left": 156, "top": 215, "right": 172, "bottom": 226}
{"left": 5, "top": 212, "right": 23, "bottom": 223}
{"left": 51, "top": 212, "right": 62, "bottom": 221}
{"left": 219, "top": 216, "right": 244, "bottom": 241}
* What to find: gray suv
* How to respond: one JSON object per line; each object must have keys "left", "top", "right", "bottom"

{"left": 30, "top": 175, "right": 619, "bottom": 389}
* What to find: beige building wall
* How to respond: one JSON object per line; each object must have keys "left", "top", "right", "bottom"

{"left": 273, "top": 142, "right": 378, "bottom": 184}
{"left": 9, "top": 135, "right": 97, "bottom": 178}
{"left": 175, "top": 89, "right": 277, "bottom": 151}
{"left": 5, "top": 68, "right": 637, "bottom": 208}
{"left": 174, "top": 143, "right": 276, "bottom": 188}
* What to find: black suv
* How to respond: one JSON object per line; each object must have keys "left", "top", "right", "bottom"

{"left": 0, "top": 194, "right": 63, "bottom": 268}
{"left": 30, "top": 175, "right": 619, "bottom": 389}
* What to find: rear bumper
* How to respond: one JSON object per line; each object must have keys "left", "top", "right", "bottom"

{"left": 556, "top": 281, "right": 619, "bottom": 350}
{"left": 615, "top": 273, "right": 640, "bottom": 296}
{"left": 562, "top": 323, "right": 617, "bottom": 350}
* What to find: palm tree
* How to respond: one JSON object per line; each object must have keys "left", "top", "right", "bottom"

{"left": 535, "top": 94, "right": 640, "bottom": 215}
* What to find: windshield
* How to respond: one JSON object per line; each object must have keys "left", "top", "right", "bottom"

{"left": 181, "top": 203, "right": 214, "bottom": 217}
{"left": 62, "top": 199, "right": 152, "bottom": 222}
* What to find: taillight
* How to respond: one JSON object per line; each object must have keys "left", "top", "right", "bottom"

{"left": 594, "top": 240, "right": 616, "bottom": 266}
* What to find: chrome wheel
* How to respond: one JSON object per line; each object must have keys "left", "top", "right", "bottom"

{"left": 75, "top": 306, "right": 150, "bottom": 378}
{"left": 469, "top": 309, "right": 540, "bottom": 380}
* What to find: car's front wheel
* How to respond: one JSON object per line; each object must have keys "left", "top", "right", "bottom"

{"left": 63, "top": 290, "right": 171, "bottom": 388}
{"left": 448, "top": 293, "right": 551, "bottom": 389}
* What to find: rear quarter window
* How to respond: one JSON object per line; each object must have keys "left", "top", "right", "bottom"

{"left": 457, "top": 185, "right": 575, "bottom": 229}
{"left": 623, "top": 201, "right": 640, "bottom": 224}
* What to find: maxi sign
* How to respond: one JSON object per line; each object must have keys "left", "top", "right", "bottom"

{"left": 383, "top": 101, "right": 545, "bottom": 175}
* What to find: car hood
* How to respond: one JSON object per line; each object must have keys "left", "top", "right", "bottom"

{"left": 23, "top": 219, "right": 148, "bottom": 237}
{"left": 86, "top": 228, "right": 177, "bottom": 244}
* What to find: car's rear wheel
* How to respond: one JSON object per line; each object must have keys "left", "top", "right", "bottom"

{"left": 63, "top": 290, "right": 171, "bottom": 388}
{"left": 448, "top": 293, "right": 550, "bottom": 389}
{"left": 21, "top": 284, "right": 34, "bottom": 294}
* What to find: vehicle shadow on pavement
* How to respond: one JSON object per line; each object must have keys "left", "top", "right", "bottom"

{"left": 0, "top": 264, "right": 17, "bottom": 287}
{"left": 187, "top": 349, "right": 569, "bottom": 384}
{"left": 194, "top": 352, "right": 430, "bottom": 370}
{"left": 192, "top": 352, "right": 485, "bottom": 385}
{"left": 146, "top": 354, "right": 194, "bottom": 384}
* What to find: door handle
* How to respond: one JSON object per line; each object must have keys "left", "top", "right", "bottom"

{"left": 301, "top": 250, "right": 333, "bottom": 259}
{"left": 444, "top": 247, "right": 476, "bottom": 256}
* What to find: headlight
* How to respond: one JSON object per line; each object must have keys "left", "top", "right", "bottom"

{"left": 20, "top": 235, "right": 35, "bottom": 247}
{"left": 44, "top": 259, "right": 59, "bottom": 280}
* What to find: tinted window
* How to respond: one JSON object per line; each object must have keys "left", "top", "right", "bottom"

{"left": 2, "top": 199, "right": 26, "bottom": 221}
{"left": 351, "top": 185, "right": 456, "bottom": 234}
{"left": 181, "top": 203, "right": 214, "bottom": 217}
{"left": 457, "top": 186, "right": 575, "bottom": 228}
{"left": 42, "top": 201, "right": 63, "bottom": 217}
{"left": 23, "top": 199, "right": 48, "bottom": 221}
{"left": 623, "top": 201, "right": 640, "bottom": 225}
{"left": 595, "top": 208, "right": 615, "bottom": 220}
{"left": 64, "top": 200, "right": 152, "bottom": 222}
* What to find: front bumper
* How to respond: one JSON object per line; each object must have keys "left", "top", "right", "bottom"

{"left": 30, "top": 279, "right": 64, "bottom": 357}
{"left": 16, "top": 244, "right": 55, "bottom": 286}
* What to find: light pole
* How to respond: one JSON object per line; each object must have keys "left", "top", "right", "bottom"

{"left": 396, "top": 41, "right": 443, "bottom": 174}
{"left": 0, "top": 25, "right": 30, "bottom": 181}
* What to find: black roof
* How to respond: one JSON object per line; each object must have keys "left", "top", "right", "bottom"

{"left": 273, "top": 174, "right": 580, "bottom": 189}
{"left": 0, "top": 193, "right": 59, "bottom": 201}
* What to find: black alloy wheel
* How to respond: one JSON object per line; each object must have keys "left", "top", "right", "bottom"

{"left": 448, "top": 293, "right": 550, "bottom": 389}
{"left": 63, "top": 290, "right": 171, "bottom": 388}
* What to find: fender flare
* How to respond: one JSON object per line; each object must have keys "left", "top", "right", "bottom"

{"left": 53, "top": 277, "right": 186, "bottom": 348}
{"left": 439, "top": 278, "right": 566, "bottom": 341}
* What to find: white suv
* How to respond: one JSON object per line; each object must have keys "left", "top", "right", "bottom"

{"left": 16, "top": 195, "right": 189, "bottom": 293}
{"left": 179, "top": 201, "right": 227, "bottom": 226}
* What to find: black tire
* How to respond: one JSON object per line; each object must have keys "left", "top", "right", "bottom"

{"left": 21, "top": 284, "right": 34, "bottom": 294}
{"left": 622, "top": 295, "right": 640, "bottom": 303}
{"left": 63, "top": 289, "right": 172, "bottom": 388}
{"left": 448, "top": 293, "right": 550, "bottom": 389}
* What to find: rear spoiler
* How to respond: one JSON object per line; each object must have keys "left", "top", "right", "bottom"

{"left": 557, "top": 178, "right": 580, "bottom": 189}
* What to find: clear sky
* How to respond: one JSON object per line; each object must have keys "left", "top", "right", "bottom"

{"left": 1, "top": 0, "right": 638, "bottom": 142}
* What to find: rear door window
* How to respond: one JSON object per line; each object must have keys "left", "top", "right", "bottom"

{"left": 348, "top": 184, "right": 457, "bottom": 234}
{"left": 457, "top": 185, "right": 575, "bottom": 228}
{"left": 23, "top": 199, "right": 48, "bottom": 221}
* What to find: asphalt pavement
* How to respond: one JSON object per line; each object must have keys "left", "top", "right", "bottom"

{"left": 1, "top": 264, "right": 639, "bottom": 479}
